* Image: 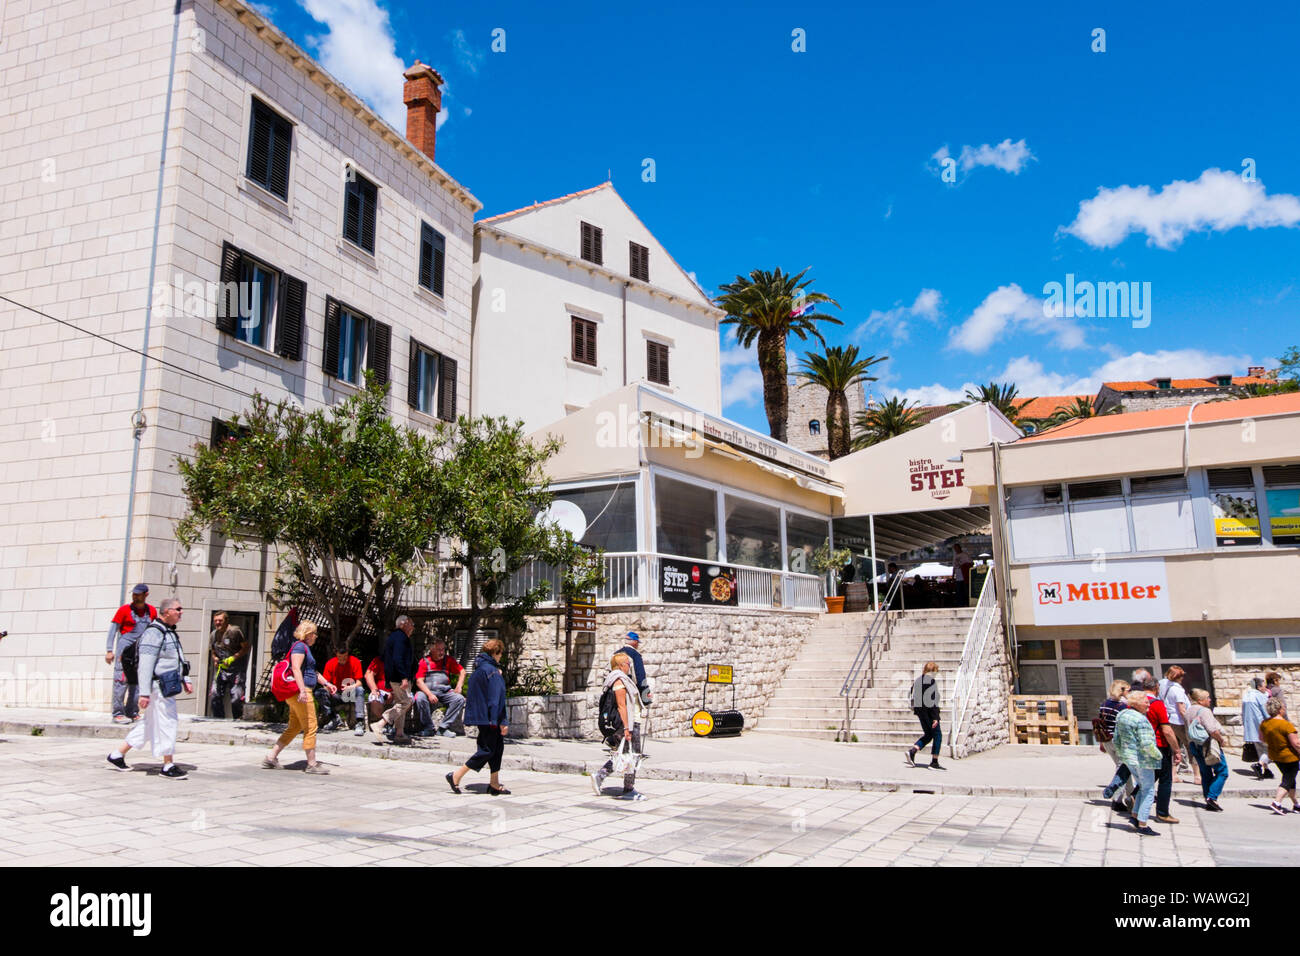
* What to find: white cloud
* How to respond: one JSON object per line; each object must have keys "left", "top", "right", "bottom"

{"left": 720, "top": 346, "right": 764, "bottom": 408}
{"left": 299, "top": 0, "right": 408, "bottom": 131}
{"left": 887, "top": 383, "right": 969, "bottom": 407}
{"left": 1085, "top": 348, "right": 1258, "bottom": 386}
{"left": 857, "top": 288, "right": 943, "bottom": 344}
{"left": 1061, "top": 167, "right": 1300, "bottom": 249}
{"left": 450, "top": 28, "right": 485, "bottom": 74}
{"left": 932, "top": 138, "right": 1034, "bottom": 177}
{"left": 948, "top": 283, "right": 1085, "bottom": 354}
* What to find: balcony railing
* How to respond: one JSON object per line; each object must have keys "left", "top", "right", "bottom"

{"left": 421, "top": 552, "right": 825, "bottom": 612}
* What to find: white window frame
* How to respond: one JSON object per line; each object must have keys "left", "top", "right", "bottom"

{"left": 335, "top": 306, "right": 369, "bottom": 386}
{"left": 1231, "top": 636, "right": 1300, "bottom": 663}
{"left": 232, "top": 253, "right": 281, "bottom": 355}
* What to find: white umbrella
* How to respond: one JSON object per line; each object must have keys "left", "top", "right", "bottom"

{"left": 902, "top": 562, "right": 952, "bottom": 579}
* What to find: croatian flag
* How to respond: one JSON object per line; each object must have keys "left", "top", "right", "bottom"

{"left": 790, "top": 301, "right": 813, "bottom": 318}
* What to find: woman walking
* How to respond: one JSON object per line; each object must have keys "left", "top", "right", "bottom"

{"left": 1098, "top": 679, "right": 1133, "bottom": 811}
{"left": 263, "top": 621, "right": 329, "bottom": 774}
{"left": 1242, "top": 677, "right": 1272, "bottom": 779}
{"left": 591, "top": 652, "right": 647, "bottom": 801}
{"left": 1260, "top": 696, "right": 1300, "bottom": 815}
{"left": 905, "top": 661, "right": 944, "bottom": 770}
{"left": 1186, "top": 689, "right": 1229, "bottom": 811}
{"left": 1114, "top": 690, "right": 1163, "bottom": 835}
{"left": 1160, "top": 666, "right": 1197, "bottom": 785}
{"left": 446, "top": 638, "right": 510, "bottom": 795}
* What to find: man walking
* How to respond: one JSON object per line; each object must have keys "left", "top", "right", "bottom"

{"left": 207, "top": 611, "right": 250, "bottom": 719}
{"left": 107, "top": 598, "right": 191, "bottom": 779}
{"left": 413, "top": 638, "right": 466, "bottom": 737}
{"left": 374, "top": 615, "right": 415, "bottom": 744}
{"left": 1243, "top": 677, "right": 1272, "bottom": 779}
{"left": 1139, "top": 673, "right": 1183, "bottom": 825}
{"left": 105, "top": 584, "right": 155, "bottom": 724}
{"left": 619, "top": 632, "right": 652, "bottom": 704}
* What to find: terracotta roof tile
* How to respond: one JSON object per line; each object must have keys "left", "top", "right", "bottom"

{"left": 1012, "top": 395, "right": 1094, "bottom": 419}
{"left": 1020, "top": 392, "right": 1300, "bottom": 441}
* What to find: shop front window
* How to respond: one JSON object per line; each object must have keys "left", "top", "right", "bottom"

{"left": 785, "top": 511, "right": 829, "bottom": 575}
{"left": 550, "top": 484, "right": 638, "bottom": 552}
{"left": 725, "top": 495, "right": 782, "bottom": 570}
{"left": 654, "top": 475, "right": 718, "bottom": 561}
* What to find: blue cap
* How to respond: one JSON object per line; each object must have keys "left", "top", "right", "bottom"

{"left": 626, "top": 631, "right": 640, "bottom": 643}
{"left": 132, "top": 584, "right": 149, "bottom": 595}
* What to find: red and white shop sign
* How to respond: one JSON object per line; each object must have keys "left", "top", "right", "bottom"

{"left": 1028, "top": 559, "right": 1172, "bottom": 626}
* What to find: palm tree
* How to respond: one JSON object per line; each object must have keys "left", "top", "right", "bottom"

{"left": 716, "top": 268, "right": 841, "bottom": 443}
{"left": 1047, "top": 396, "right": 1116, "bottom": 425}
{"left": 959, "top": 381, "right": 1022, "bottom": 423}
{"left": 851, "top": 396, "right": 926, "bottom": 450}
{"left": 796, "top": 347, "right": 888, "bottom": 459}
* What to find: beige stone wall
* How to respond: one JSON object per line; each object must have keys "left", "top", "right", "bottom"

{"left": 784, "top": 377, "right": 867, "bottom": 458}
{"left": 952, "top": 621, "right": 1012, "bottom": 758}
{"left": 518, "top": 604, "right": 818, "bottom": 738}
{"left": 1210, "top": 663, "right": 1300, "bottom": 749}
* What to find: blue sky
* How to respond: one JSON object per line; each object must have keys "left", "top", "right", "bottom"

{"left": 266, "top": 0, "right": 1300, "bottom": 434}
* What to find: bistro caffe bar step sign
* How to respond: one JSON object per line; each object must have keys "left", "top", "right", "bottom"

{"left": 661, "top": 559, "right": 739, "bottom": 606}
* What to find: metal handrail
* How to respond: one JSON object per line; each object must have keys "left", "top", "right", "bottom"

{"left": 948, "top": 570, "right": 998, "bottom": 758}
{"left": 837, "top": 572, "right": 904, "bottom": 741}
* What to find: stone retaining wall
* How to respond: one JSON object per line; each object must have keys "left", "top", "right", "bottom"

{"left": 505, "top": 693, "right": 588, "bottom": 739}
{"left": 953, "top": 621, "right": 1012, "bottom": 758}
{"left": 516, "top": 605, "right": 819, "bottom": 739}
{"left": 1210, "top": 663, "right": 1300, "bottom": 749}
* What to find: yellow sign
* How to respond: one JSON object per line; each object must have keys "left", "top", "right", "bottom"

{"left": 1214, "top": 517, "right": 1260, "bottom": 538}
{"left": 707, "top": 664, "right": 733, "bottom": 685}
{"left": 691, "top": 710, "right": 715, "bottom": 736}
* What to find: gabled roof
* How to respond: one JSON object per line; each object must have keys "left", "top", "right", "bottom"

{"left": 478, "top": 182, "right": 613, "bottom": 225}
{"left": 1020, "top": 392, "right": 1300, "bottom": 442}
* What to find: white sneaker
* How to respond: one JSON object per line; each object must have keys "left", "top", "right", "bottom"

{"left": 615, "top": 789, "right": 646, "bottom": 801}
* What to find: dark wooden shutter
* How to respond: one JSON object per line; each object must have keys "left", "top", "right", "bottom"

{"left": 275, "top": 273, "right": 305, "bottom": 360}
{"left": 361, "top": 179, "right": 377, "bottom": 254}
{"left": 407, "top": 338, "right": 421, "bottom": 409}
{"left": 438, "top": 355, "right": 457, "bottom": 421}
{"left": 431, "top": 231, "right": 445, "bottom": 297}
{"left": 581, "top": 222, "right": 603, "bottom": 265}
{"left": 647, "top": 341, "right": 668, "bottom": 384}
{"left": 217, "top": 241, "right": 241, "bottom": 334}
{"left": 323, "top": 296, "right": 341, "bottom": 375}
{"left": 630, "top": 242, "right": 649, "bottom": 282}
{"left": 343, "top": 172, "right": 361, "bottom": 245}
{"left": 247, "top": 102, "right": 271, "bottom": 187}
{"left": 572, "top": 316, "right": 596, "bottom": 365}
{"left": 418, "top": 224, "right": 434, "bottom": 289}
{"left": 268, "top": 110, "right": 292, "bottom": 199}
{"left": 368, "top": 319, "right": 391, "bottom": 387}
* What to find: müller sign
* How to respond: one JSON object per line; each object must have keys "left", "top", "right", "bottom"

{"left": 1028, "top": 559, "right": 1173, "bottom": 626}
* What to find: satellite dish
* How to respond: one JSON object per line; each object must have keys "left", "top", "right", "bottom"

{"left": 539, "top": 499, "right": 587, "bottom": 541}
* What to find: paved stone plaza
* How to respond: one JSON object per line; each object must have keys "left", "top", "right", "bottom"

{"left": 0, "top": 734, "right": 1269, "bottom": 867}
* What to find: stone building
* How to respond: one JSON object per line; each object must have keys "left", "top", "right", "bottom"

{"left": 784, "top": 375, "right": 868, "bottom": 458}
{"left": 0, "top": 0, "right": 477, "bottom": 710}
{"left": 1094, "top": 368, "right": 1274, "bottom": 415}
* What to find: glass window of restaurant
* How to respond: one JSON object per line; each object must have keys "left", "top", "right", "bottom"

{"left": 654, "top": 474, "right": 718, "bottom": 561}
{"left": 549, "top": 483, "right": 638, "bottom": 552}
{"left": 724, "top": 495, "right": 782, "bottom": 570}
{"left": 786, "top": 511, "right": 830, "bottom": 576}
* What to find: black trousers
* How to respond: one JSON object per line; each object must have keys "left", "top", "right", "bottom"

{"left": 466, "top": 725, "right": 504, "bottom": 773}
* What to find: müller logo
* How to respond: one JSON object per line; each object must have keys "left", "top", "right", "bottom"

{"left": 1037, "top": 580, "right": 1163, "bottom": 604}
{"left": 49, "top": 886, "right": 151, "bottom": 936}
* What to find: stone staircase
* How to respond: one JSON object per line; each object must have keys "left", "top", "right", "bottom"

{"left": 752, "top": 607, "right": 975, "bottom": 748}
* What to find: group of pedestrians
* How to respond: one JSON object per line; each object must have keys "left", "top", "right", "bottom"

{"left": 1096, "top": 666, "right": 1298, "bottom": 834}
{"left": 104, "top": 596, "right": 656, "bottom": 802}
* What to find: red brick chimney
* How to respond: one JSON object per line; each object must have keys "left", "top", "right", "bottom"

{"left": 403, "top": 61, "right": 444, "bottom": 161}
{"left": 1247, "top": 365, "right": 1266, "bottom": 377}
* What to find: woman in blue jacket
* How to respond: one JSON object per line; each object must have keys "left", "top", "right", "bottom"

{"left": 447, "top": 638, "right": 510, "bottom": 795}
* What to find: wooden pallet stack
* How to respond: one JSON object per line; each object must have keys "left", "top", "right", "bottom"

{"left": 1009, "top": 694, "right": 1078, "bottom": 745}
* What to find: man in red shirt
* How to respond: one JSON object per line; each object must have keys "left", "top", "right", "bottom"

{"left": 1136, "top": 671, "right": 1183, "bottom": 825}
{"left": 413, "top": 638, "right": 466, "bottom": 737}
{"left": 321, "top": 646, "right": 366, "bottom": 735}
{"left": 104, "top": 584, "right": 156, "bottom": 724}
{"left": 365, "top": 656, "right": 390, "bottom": 730}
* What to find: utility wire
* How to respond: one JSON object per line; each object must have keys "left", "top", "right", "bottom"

{"left": 1, "top": 292, "right": 264, "bottom": 404}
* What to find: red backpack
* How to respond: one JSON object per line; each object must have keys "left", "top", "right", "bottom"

{"left": 271, "top": 649, "right": 300, "bottom": 702}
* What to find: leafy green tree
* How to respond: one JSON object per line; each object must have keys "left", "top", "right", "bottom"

{"left": 851, "top": 396, "right": 927, "bottom": 450}
{"left": 1045, "top": 396, "right": 1119, "bottom": 427}
{"left": 176, "top": 379, "right": 441, "bottom": 654}
{"left": 959, "top": 381, "right": 1022, "bottom": 423}
{"left": 430, "top": 416, "right": 605, "bottom": 678}
{"left": 716, "top": 268, "right": 841, "bottom": 443}
{"left": 796, "top": 346, "right": 888, "bottom": 459}
{"left": 1253, "top": 346, "right": 1300, "bottom": 394}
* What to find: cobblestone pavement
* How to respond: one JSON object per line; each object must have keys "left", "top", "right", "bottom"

{"left": 0, "top": 736, "right": 1228, "bottom": 866}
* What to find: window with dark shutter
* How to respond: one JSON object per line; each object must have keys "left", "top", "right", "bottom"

{"left": 367, "top": 320, "right": 391, "bottom": 388}
{"left": 437, "top": 355, "right": 457, "bottom": 421}
{"left": 209, "top": 417, "right": 250, "bottom": 448}
{"left": 275, "top": 274, "right": 305, "bottom": 360}
{"left": 408, "top": 338, "right": 422, "bottom": 410}
{"left": 418, "top": 222, "right": 445, "bottom": 296}
{"left": 246, "top": 98, "right": 292, "bottom": 200}
{"left": 647, "top": 341, "right": 669, "bottom": 385}
{"left": 629, "top": 242, "right": 649, "bottom": 282}
{"left": 580, "top": 222, "right": 603, "bottom": 265}
{"left": 571, "top": 317, "right": 597, "bottom": 366}
{"left": 343, "top": 168, "right": 378, "bottom": 253}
